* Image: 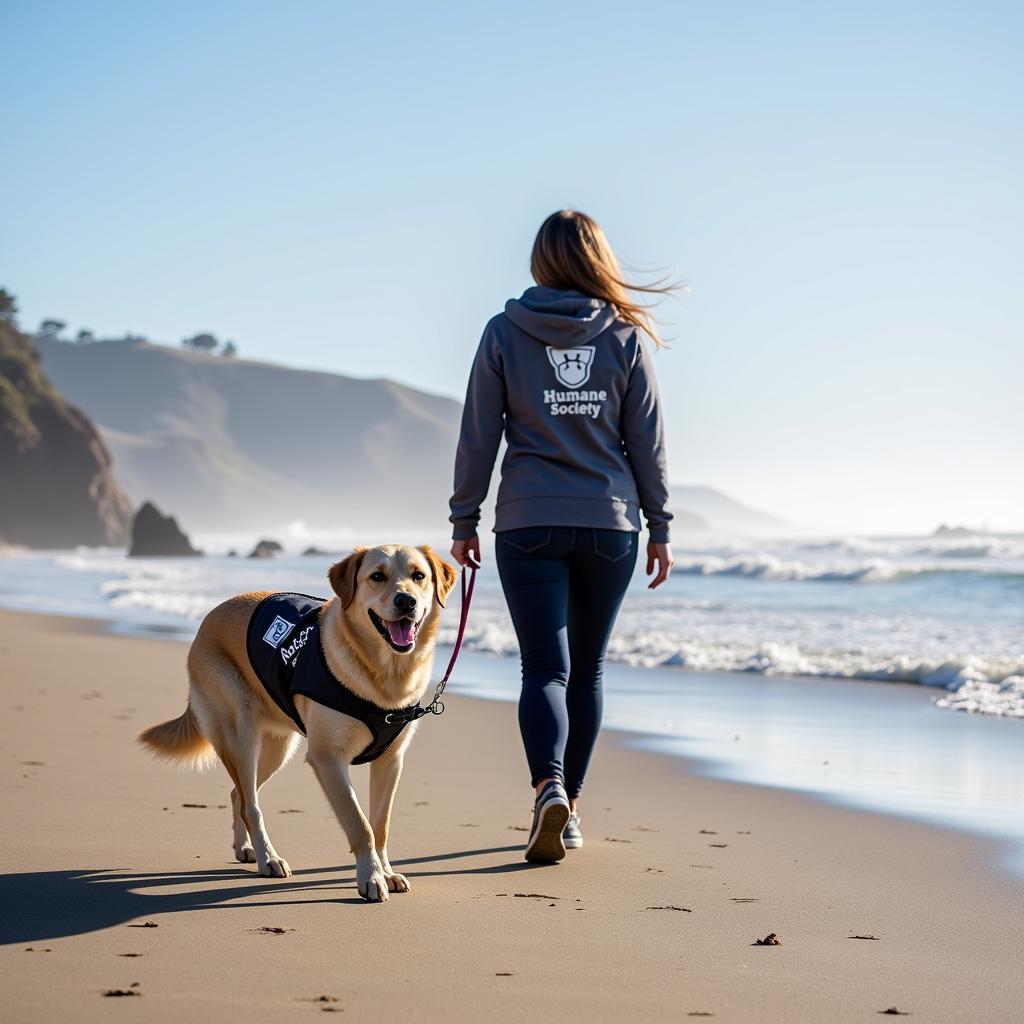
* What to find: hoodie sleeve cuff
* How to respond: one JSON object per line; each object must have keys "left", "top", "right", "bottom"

{"left": 451, "top": 521, "right": 480, "bottom": 541}
{"left": 648, "top": 525, "right": 671, "bottom": 544}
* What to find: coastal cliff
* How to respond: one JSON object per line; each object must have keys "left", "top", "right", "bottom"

{"left": 0, "top": 293, "right": 132, "bottom": 547}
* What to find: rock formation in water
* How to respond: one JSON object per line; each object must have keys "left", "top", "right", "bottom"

{"left": 128, "top": 501, "right": 202, "bottom": 557}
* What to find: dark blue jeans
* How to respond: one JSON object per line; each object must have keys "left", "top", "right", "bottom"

{"left": 495, "top": 526, "right": 639, "bottom": 799}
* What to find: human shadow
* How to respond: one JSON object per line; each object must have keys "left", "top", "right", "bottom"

{"left": 1, "top": 844, "right": 531, "bottom": 945}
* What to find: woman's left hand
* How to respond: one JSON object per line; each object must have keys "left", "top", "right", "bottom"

{"left": 451, "top": 535, "right": 482, "bottom": 568}
{"left": 646, "top": 542, "right": 674, "bottom": 589}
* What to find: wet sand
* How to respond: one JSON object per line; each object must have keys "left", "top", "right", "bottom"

{"left": 1, "top": 609, "right": 1022, "bottom": 1022}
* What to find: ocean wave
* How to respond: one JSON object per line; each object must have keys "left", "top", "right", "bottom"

{"left": 99, "top": 583, "right": 225, "bottom": 622}
{"left": 437, "top": 620, "right": 1024, "bottom": 719}
{"left": 671, "top": 552, "right": 1024, "bottom": 582}
{"left": 672, "top": 553, "right": 911, "bottom": 582}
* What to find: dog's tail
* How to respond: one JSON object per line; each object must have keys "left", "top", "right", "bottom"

{"left": 138, "top": 704, "right": 215, "bottom": 768}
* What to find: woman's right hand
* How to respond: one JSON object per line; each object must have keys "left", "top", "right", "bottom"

{"left": 450, "top": 535, "right": 482, "bottom": 568}
{"left": 646, "top": 541, "right": 674, "bottom": 589}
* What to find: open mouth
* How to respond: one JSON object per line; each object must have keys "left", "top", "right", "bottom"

{"left": 368, "top": 609, "right": 422, "bottom": 653}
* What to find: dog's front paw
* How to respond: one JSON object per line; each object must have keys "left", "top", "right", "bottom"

{"left": 258, "top": 855, "right": 292, "bottom": 878}
{"left": 385, "top": 871, "right": 411, "bottom": 894}
{"left": 234, "top": 844, "right": 256, "bottom": 863}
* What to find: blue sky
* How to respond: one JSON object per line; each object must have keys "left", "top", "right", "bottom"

{"left": 2, "top": 1, "right": 1021, "bottom": 533}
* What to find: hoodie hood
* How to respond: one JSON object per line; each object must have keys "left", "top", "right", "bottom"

{"left": 504, "top": 286, "right": 617, "bottom": 349}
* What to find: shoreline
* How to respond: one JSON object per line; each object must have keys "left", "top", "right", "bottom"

{"left": 3, "top": 602, "right": 1023, "bottom": 868}
{"left": 2, "top": 609, "right": 1023, "bottom": 1022}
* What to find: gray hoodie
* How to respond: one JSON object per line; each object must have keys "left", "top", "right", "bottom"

{"left": 449, "top": 286, "right": 672, "bottom": 543}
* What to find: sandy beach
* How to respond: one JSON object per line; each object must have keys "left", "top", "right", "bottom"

{"left": 2, "top": 608, "right": 1022, "bottom": 1023}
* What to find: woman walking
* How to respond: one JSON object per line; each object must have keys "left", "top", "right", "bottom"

{"left": 449, "top": 210, "right": 676, "bottom": 863}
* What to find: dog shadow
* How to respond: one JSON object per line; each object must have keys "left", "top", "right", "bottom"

{"left": 2, "top": 844, "right": 534, "bottom": 944}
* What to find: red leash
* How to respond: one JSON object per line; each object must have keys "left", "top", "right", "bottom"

{"left": 420, "top": 562, "right": 477, "bottom": 717}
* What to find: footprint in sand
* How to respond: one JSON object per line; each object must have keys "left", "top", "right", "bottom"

{"left": 103, "top": 984, "right": 142, "bottom": 998}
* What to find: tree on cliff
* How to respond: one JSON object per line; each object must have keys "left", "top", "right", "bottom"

{"left": 182, "top": 332, "right": 218, "bottom": 352}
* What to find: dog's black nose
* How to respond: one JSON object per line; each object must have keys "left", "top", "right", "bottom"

{"left": 393, "top": 592, "right": 417, "bottom": 615}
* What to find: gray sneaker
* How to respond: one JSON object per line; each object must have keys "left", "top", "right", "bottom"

{"left": 563, "top": 810, "right": 582, "bottom": 849}
{"left": 524, "top": 780, "right": 571, "bottom": 863}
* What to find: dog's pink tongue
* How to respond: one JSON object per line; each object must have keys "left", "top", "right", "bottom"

{"left": 386, "top": 619, "right": 416, "bottom": 646}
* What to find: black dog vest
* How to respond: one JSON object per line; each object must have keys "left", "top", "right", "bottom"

{"left": 245, "top": 593, "right": 421, "bottom": 765}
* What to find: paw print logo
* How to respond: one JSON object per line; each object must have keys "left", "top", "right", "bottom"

{"left": 546, "top": 346, "right": 595, "bottom": 387}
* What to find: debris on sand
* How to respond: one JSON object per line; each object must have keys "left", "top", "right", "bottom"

{"left": 495, "top": 972, "right": 514, "bottom": 977}
{"left": 877, "top": 1009, "right": 911, "bottom": 1016}
{"left": 279, "top": 808, "right": 304, "bottom": 814}
{"left": 512, "top": 893, "right": 560, "bottom": 900}
{"left": 603, "top": 837, "right": 634, "bottom": 843}
{"left": 24, "top": 947, "right": 52, "bottom": 952}
{"left": 730, "top": 897, "right": 759, "bottom": 903}
{"left": 754, "top": 933, "right": 782, "bottom": 946}
{"left": 507, "top": 825, "right": 529, "bottom": 832}
{"left": 127, "top": 921, "right": 158, "bottom": 928}
{"left": 181, "top": 802, "right": 208, "bottom": 808}
{"left": 299, "top": 995, "right": 338, "bottom": 1003}
{"left": 254, "top": 926, "right": 294, "bottom": 934}
{"left": 645, "top": 905, "right": 692, "bottom": 913}
{"left": 117, "top": 953, "right": 142, "bottom": 958}
{"left": 103, "top": 984, "right": 142, "bottom": 997}
{"left": 851, "top": 934, "right": 880, "bottom": 940}
{"left": 709, "top": 843, "right": 728, "bottom": 848}
{"left": 699, "top": 829, "right": 718, "bottom": 835}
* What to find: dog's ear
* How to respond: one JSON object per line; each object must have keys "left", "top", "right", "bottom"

{"left": 328, "top": 547, "right": 367, "bottom": 609}
{"left": 418, "top": 545, "right": 458, "bottom": 608}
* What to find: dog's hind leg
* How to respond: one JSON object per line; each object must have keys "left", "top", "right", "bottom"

{"left": 229, "top": 732, "right": 298, "bottom": 863}
{"left": 219, "top": 727, "right": 292, "bottom": 878}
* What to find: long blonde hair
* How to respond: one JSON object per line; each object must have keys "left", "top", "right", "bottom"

{"left": 530, "top": 210, "right": 680, "bottom": 348}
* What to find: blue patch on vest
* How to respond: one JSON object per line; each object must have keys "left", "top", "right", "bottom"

{"left": 245, "top": 593, "right": 419, "bottom": 764}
